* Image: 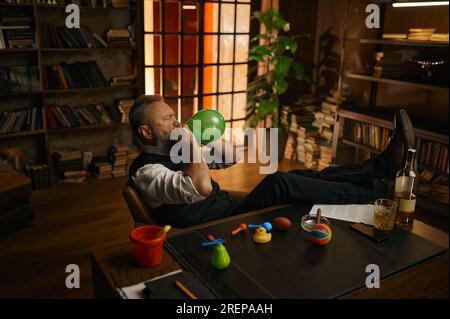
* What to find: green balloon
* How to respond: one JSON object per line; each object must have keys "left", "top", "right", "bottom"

{"left": 186, "top": 109, "right": 226, "bottom": 144}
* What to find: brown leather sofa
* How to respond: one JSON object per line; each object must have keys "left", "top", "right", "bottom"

{"left": 0, "top": 147, "right": 34, "bottom": 235}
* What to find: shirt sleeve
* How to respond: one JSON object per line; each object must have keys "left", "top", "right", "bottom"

{"left": 132, "top": 163, "right": 206, "bottom": 208}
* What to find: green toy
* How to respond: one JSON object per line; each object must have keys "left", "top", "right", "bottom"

{"left": 210, "top": 243, "right": 231, "bottom": 270}
{"left": 186, "top": 109, "right": 226, "bottom": 144}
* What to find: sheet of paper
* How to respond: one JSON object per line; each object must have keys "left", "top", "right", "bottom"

{"left": 118, "top": 269, "right": 183, "bottom": 299}
{"left": 309, "top": 204, "right": 374, "bottom": 225}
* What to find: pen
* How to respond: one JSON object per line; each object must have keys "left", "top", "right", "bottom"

{"left": 174, "top": 280, "right": 198, "bottom": 299}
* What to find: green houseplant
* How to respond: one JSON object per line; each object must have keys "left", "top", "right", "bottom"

{"left": 245, "top": 8, "right": 306, "bottom": 129}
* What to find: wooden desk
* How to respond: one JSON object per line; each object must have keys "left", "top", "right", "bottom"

{"left": 91, "top": 206, "right": 449, "bottom": 299}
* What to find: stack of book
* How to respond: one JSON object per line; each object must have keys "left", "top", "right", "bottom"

{"left": 52, "top": 149, "right": 88, "bottom": 182}
{"left": 0, "top": 66, "right": 39, "bottom": 92}
{"left": 45, "top": 103, "right": 121, "bottom": 129}
{"left": 90, "top": 157, "right": 113, "bottom": 180}
{"left": 382, "top": 33, "right": 407, "bottom": 40}
{"left": 45, "top": 61, "right": 108, "bottom": 89}
{"left": 40, "top": 23, "right": 97, "bottom": 48}
{"left": 117, "top": 98, "right": 135, "bottom": 123}
{"left": 430, "top": 33, "right": 449, "bottom": 42}
{"left": 109, "top": 144, "right": 129, "bottom": 177}
{"left": 0, "top": 6, "right": 35, "bottom": 49}
{"left": 283, "top": 133, "right": 296, "bottom": 161}
{"left": 373, "top": 51, "right": 402, "bottom": 78}
{"left": 296, "top": 124, "right": 319, "bottom": 167}
{"left": 25, "top": 163, "right": 50, "bottom": 190}
{"left": 283, "top": 107, "right": 316, "bottom": 161}
{"left": 106, "top": 29, "right": 130, "bottom": 47}
{"left": 0, "top": 106, "right": 42, "bottom": 134}
{"left": 110, "top": 75, "right": 136, "bottom": 87}
{"left": 319, "top": 142, "right": 333, "bottom": 170}
{"left": 407, "top": 28, "right": 435, "bottom": 41}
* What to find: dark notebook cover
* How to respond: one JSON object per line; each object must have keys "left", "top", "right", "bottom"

{"left": 143, "top": 270, "right": 216, "bottom": 299}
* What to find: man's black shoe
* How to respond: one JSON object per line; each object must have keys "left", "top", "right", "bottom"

{"left": 394, "top": 109, "right": 415, "bottom": 160}
{"left": 378, "top": 109, "right": 415, "bottom": 178}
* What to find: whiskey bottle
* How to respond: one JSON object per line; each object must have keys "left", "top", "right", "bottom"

{"left": 394, "top": 148, "right": 417, "bottom": 229}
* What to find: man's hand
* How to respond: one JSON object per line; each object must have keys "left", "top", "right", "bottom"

{"left": 182, "top": 124, "right": 213, "bottom": 198}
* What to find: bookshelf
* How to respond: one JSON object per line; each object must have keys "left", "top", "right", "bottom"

{"left": 345, "top": 72, "right": 448, "bottom": 92}
{"left": 0, "top": 0, "right": 143, "bottom": 186}
{"left": 359, "top": 38, "right": 449, "bottom": 48}
{"left": 333, "top": 0, "right": 449, "bottom": 216}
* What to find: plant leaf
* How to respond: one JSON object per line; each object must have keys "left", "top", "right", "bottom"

{"left": 275, "top": 78, "right": 288, "bottom": 94}
{"left": 274, "top": 55, "right": 293, "bottom": 79}
{"left": 256, "top": 98, "right": 278, "bottom": 119}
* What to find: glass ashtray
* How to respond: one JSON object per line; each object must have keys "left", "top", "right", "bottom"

{"left": 301, "top": 214, "right": 330, "bottom": 232}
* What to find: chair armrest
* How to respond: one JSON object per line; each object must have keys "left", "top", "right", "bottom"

{"left": 0, "top": 147, "right": 25, "bottom": 173}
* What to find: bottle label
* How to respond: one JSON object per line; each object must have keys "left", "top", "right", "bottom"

{"left": 395, "top": 176, "right": 414, "bottom": 193}
{"left": 398, "top": 198, "right": 416, "bottom": 213}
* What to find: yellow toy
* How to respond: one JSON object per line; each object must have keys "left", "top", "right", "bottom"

{"left": 252, "top": 227, "right": 272, "bottom": 244}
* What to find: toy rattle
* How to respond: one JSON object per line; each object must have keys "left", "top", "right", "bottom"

{"left": 248, "top": 222, "right": 272, "bottom": 232}
{"left": 231, "top": 223, "right": 248, "bottom": 236}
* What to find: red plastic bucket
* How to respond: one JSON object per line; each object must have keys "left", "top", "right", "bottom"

{"left": 130, "top": 225, "right": 166, "bottom": 267}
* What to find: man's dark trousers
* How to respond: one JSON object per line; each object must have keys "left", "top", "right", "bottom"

{"left": 229, "top": 158, "right": 389, "bottom": 216}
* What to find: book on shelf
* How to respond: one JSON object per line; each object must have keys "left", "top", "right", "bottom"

{"left": 45, "top": 61, "right": 108, "bottom": 89}
{"left": 0, "top": 5, "right": 35, "bottom": 49}
{"left": 91, "top": 32, "right": 108, "bottom": 48}
{"left": 408, "top": 28, "right": 436, "bottom": 41}
{"left": 382, "top": 33, "right": 407, "bottom": 40}
{"left": 373, "top": 52, "right": 402, "bottom": 78}
{"left": 0, "top": 106, "right": 41, "bottom": 134}
{"left": 41, "top": 23, "right": 97, "bottom": 48}
{"left": 106, "top": 28, "right": 130, "bottom": 46}
{"left": 343, "top": 119, "right": 392, "bottom": 152}
{"left": 430, "top": 33, "right": 449, "bottom": 42}
{"left": 0, "top": 65, "right": 39, "bottom": 92}
{"left": 415, "top": 136, "right": 449, "bottom": 175}
{"left": 110, "top": 74, "right": 136, "bottom": 86}
{"left": 45, "top": 103, "right": 121, "bottom": 129}
{"left": 111, "top": 0, "right": 129, "bottom": 8}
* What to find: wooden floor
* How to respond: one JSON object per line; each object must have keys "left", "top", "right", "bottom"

{"left": 0, "top": 160, "right": 447, "bottom": 298}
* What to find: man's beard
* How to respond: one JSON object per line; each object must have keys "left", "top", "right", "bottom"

{"left": 152, "top": 128, "right": 175, "bottom": 153}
